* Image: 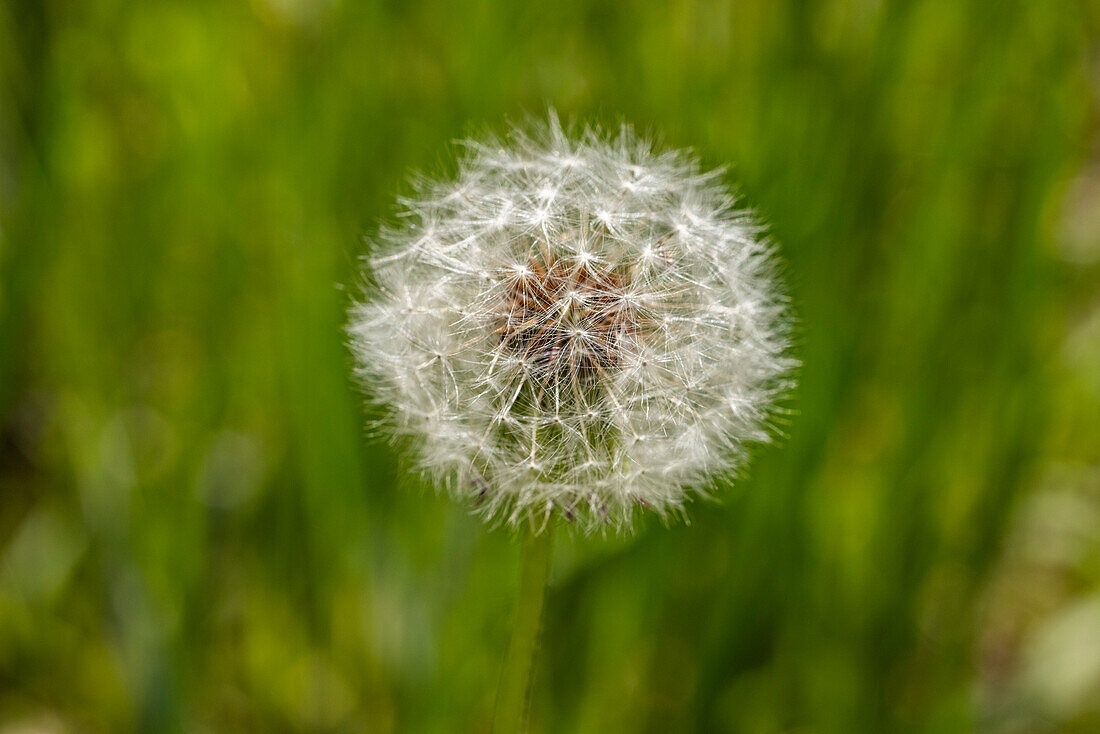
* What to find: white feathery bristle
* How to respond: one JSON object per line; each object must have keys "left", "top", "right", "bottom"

{"left": 348, "top": 113, "right": 795, "bottom": 532}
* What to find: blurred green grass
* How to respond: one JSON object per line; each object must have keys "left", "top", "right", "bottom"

{"left": 2, "top": 1, "right": 1100, "bottom": 732}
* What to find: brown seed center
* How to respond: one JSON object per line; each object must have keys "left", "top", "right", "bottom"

{"left": 496, "top": 252, "right": 636, "bottom": 383}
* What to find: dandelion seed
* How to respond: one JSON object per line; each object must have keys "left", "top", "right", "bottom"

{"left": 348, "top": 113, "right": 795, "bottom": 531}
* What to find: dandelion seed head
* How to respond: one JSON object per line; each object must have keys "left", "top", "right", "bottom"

{"left": 349, "top": 113, "right": 795, "bottom": 531}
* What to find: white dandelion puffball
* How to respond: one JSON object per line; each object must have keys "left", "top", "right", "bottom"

{"left": 349, "top": 115, "right": 794, "bottom": 530}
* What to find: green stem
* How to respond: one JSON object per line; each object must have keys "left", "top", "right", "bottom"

{"left": 492, "top": 526, "right": 554, "bottom": 734}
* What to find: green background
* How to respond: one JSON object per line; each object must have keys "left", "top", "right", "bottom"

{"left": 3, "top": 1, "right": 1100, "bottom": 732}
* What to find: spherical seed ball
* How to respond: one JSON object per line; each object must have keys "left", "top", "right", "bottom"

{"left": 348, "top": 114, "right": 795, "bottom": 531}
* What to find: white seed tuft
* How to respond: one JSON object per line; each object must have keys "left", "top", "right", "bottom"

{"left": 349, "top": 114, "right": 795, "bottom": 532}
